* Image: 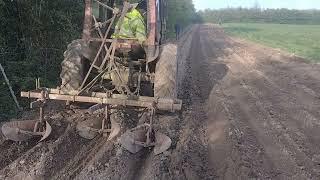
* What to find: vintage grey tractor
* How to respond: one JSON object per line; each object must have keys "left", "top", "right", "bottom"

{"left": 2, "top": 0, "right": 181, "bottom": 155}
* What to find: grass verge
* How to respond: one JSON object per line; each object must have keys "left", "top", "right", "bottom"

{"left": 223, "top": 23, "right": 320, "bottom": 62}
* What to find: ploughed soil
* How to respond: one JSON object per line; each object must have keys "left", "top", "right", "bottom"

{"left": 1, "top": 24, "right": 320, "bottom": 180}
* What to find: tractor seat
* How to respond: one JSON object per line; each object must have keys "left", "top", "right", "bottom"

{"left": 116, "top": 39, "right": 141, "bottom": 50}
{"left": 116, "top": 39, "right": 145, "bottom": 60}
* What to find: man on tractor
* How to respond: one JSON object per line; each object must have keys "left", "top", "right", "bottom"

{"left": 112, "top": 1, "right": 147, "bottom": 59}
{"left": 112, "top": 1, "right": 147, "bottom": 44}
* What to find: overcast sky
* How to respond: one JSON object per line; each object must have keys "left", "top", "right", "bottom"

{"left": 193, "top": 0, "right": 320, "bottom": 10}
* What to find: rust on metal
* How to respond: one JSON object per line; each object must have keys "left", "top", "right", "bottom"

{"left": 119, "top": 123, "right": 172, "bottom": 155}
{"left": 77, "top": 105, "right": 120, "bottom": 140}
{"left": 2, "top": 120, "right": 52, "bottom": 142}
{"left": 82, "top": 0, "right": 93, "bottom": 40}
{"left": 147, "top": 0, "right": 156, "bottom": 46}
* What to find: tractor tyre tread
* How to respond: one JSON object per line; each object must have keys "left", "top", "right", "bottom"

{"left": 154, "top": 43, "right": 178, "bottom": 99}
{"left": 60, "top": 39, "right": 89, "bottom": 93}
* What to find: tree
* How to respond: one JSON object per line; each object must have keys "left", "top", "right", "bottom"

{"left": 0, "top": 0, "right": 83, "bottom": 121}
{"left": 253, "top": 0, "right": 261, "bottom": 11}
{"left": 167, "top": 0, "right": 197, "bottom": 35}
{"left": 198, "top": 7, "right": 320, "bottom": 25}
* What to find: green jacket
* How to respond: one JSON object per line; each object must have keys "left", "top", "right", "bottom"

{"left": 112, "top": 9, "right": 146, "bottom": 44}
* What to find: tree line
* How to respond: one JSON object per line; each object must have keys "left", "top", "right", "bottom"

{"left": 0, "top": 0, "right": 84, "bottom": 120}
{"left": 167, "top": 0, "right": 200, "bottom": 34}
{"left": 198, "top": 8, "right": 320, "bottom": 25}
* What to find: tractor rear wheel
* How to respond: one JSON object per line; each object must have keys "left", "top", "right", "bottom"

{"left": 154, "top": 43, "right": 178, "bottom": 99}
{"left": 60, "top": 39, "right": 91, "bottom": 94}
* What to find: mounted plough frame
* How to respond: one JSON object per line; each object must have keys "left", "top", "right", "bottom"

{"left": 17, "top": 87, "right": 181, "bottom": 154}
{"left": 20, "top": 89, "right": 181, "bottom": 111}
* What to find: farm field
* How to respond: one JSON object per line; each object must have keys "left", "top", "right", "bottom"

{"left": 2, "top": 24, "right": 320, "bottom": 180}
{"left": 223, "top": 23, "right": 320, "bottom": 62}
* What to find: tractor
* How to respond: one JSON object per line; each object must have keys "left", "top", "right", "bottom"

{"left": 1, "top": 0, "right": 181, "bottom": 155}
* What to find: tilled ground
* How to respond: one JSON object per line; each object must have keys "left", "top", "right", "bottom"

{"left": 1, "top": 24, "right": 320, "bottom": 180}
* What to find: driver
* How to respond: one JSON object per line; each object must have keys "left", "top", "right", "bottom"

{"left": 112, "top": 1, "right": 147, "bottom": 45}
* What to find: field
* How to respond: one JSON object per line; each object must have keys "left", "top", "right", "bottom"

{"left": 223, "top": 23, "right": 320, "bottom": 62}
{"left": 2, "top": 25, "right": 320, "bottom": 179}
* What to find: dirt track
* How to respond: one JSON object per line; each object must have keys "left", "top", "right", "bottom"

{"left": 1, "top": 24, "right": 320, "bottom": 179}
